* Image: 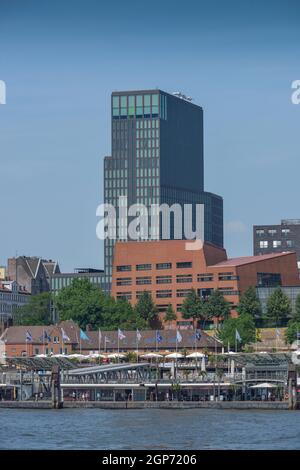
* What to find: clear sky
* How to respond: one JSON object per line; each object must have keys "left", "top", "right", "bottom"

{"left": 0, "top": 0, "right": 299, "bottom": 271}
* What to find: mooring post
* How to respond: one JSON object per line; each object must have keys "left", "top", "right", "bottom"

{"left": 51, "top": 365, "right": 63, "bottom": 409}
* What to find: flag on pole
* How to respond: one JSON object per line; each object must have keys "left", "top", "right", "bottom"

{"left": 156, "top": 331, "right": 163, "bottom": 343}
{"left": 118, "top": 329, "right": 126, "bottom": 340}
{"left": 235, "top": 329, "right": 242, "bottom": 342}
{"left": 176, "top": 330, "right": 182, "bottom": 343}
{"left": 79, "top": 329, "right": 90, "bottom": 341}
{"left": 104, "top": 336, "right": 110, "bottom": 343}
{"left": 195, "top": 330, "right": 201, "bottom": 341}
{"left": 275, "top": 329, "right": 281, "bottom": 339}
{"left": 25, "top": 330, "right": 33, "bottom": 342}
{"left": 98, "top": 329, "right": 102, "bottom": 343}
{"left": 61, "top": 328, "right": 70, "bottom": 342}
{"left": 136, "top": 329, "right": 142, "bottom": 342}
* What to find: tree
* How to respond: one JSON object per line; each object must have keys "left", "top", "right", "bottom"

{"left": 237, "top": 286, "right": 262, "bottom": 319}
{"left": 181, "top": 289, "right": 203, "bottom": 326}
{"left": 285, "top": 320, "right": 300, "bottom": 345}
{"left": 15, "top": 292, "right": 52, "bottom": 325}
{"left": 266, "top": 287, "right": 291, "bottom": 326}
{"left": 292, "top": 293, "right": 300, "bottom": 322}
{"left": 134, "top": 291, "right": 158, "bottom": 327}
{"left": 218, "top": 313, "right": 256, "bottom": 350}
{"left": 164, "top": 304, "right": 177, "bottom": 327}
{"left": 205, "top": 289, "right": 231, "bottom": 324}
{"left": 55, "top": 278, "right": 107, "bottom": 329}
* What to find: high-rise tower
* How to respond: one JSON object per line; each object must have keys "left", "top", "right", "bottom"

{"left": 104, "top": 89, "right": 223, "bottom": 279}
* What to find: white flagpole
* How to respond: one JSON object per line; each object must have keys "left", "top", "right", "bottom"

{"left": 155, "top": 330, "right": 158, "bottom": 352}
{"left": 118, "top": 330, "right": 120, "bottom": 356}
{"left": 136, "top": 330, "right": 138, "bottom": 363}
{"left": 235, "top": 331, "right": 237, "bottom": 353}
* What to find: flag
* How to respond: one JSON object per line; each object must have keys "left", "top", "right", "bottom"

{"left": 26, "top": 330, "right": 33, "bottom": 342}
{"left": 275, "top": 329, "right": 281, "bottom": 339}
{"left": 98, "top": 329, "right": 102, "bottom": 343}
{"left": 195, "top": 330, "right": 201, "bottom": 341}
{"left": 156, "top": 331, "right": 163, "bottom": 343}
{"left": 296, "top": 332, "right": 300, "bottom": 340}
{"left": 104, "top": 336, "right": 110, "bottom": 343}
{"left": 39, "top": 330, "right": 51, "bottom": 342}
{"left": 118, "top": 329, "right": 126, "bottom": 340}
{"left": 61, "top": 328, "right": 70, "bottom": 342}
{"left": 235, "top": 329, "right": 242, "bottom": 342}
{"left": 136, "top": 329, "right": 142, "bottom": 342}
{"left": 176, "top": 330, "right": 182, "bottom": 343}
{"left": 79, "top": 329, "right": 90, "bottom": 341}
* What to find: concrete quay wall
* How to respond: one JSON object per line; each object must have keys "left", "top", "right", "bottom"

{"left": 0, "top": 400, "right": 289, "bottom": 410}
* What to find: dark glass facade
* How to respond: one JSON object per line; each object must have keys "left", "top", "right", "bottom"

{"left": 104, "top": 89, "right": 223, "bottom": 279}
{"left": 253, "top": 219, "right": 300, "bottom": 267}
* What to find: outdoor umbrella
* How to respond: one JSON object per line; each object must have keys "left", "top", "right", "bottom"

{"left": 250, "top": 382, "right": 277, "bottom": 389}
{"left": 107, "top": 353, "right": 126, "bottom": 359}
{"left": 165, "top": 353, "right": 184, "bottom": 359}
{"left": 186, "top": 352, "right": 205, "bottom": 358}
{"left": 68, "top": 353, "right": 85, "bottom": 359}
{"left": 140, "top": 353, "right": 162, "bottom": 358}
{"left": 88, "top": 353, "right": 106, "bottom": 359}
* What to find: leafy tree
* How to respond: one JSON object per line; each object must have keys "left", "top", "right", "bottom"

{"left": 237, "top": 286, "right": 262, "bottom": 319}
{"left": 55, "top": 278, "right": 107, "bottom": 329}
{"left": 218, "top": 314, "right": 256, "bottom": 351}
{"left": 285, "top": 321, "right": 300, "bottom": 345}
{"left": 134, "top": 291, "right": 158, "bottom": 327}
{"left": 292, "top": 293, "right": 300, "bottom": 322}
{"left": 164, "top": 304, "right": 177, "bottom": 326}
{"left": 205, "top": 289, "right": 231, "bottom": 324}
{"left": 182, "top": 289, "right": 203, "bottom": 326}
{"left": 15, "top": 292, "right": 52, "bottom": 325}
{"left": 266, "top": 287, "right": 291, "bottom": 326}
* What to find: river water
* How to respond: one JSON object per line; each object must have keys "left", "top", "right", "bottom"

{"left": 0, "top": 408, "right": 300, "bottom": 450}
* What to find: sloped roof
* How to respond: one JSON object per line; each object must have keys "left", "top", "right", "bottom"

{"left": 211, "top": 251, "right": 295, "bottom": 268}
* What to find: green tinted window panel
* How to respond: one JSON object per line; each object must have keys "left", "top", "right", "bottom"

{"left": 136, "top": 106, "right": 143, "bottom": 115}
{"left": 120, "top": 96, "right": 127, "bottom": 107}
{"left": 136, "top": 95, "right": 143, "bottom": 106}
{"left": 120, "top": 107, "right": 127, "bottom": 116}
{"left": 152, "top": 94, "right": 159, "bottom": 106}
{"left": 144, "top": 95, "right": 151, "bottom": 106}
{"left": 112, "top": 96, "right": 119, "bottom": 108}
{"left": 113, "top": 108, "right": 120, "bottom": 116}
{"left": 152, "top": 105, "right": 159, "bottom": 114}
{"left": 144, "top": 106, "right": 151, "bottom": 114}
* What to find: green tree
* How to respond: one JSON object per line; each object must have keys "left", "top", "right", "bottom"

{"left": 164, "top": 304, "right": 177, "bottom": 326}
{"left": 15, "top": 292, "right": 52, "bottom": 325}
{"left": 205, "top": 289, "right": 231, "bottom": 324}
{"left": 55, "top": 278, "right": 107, "bottom": 329}
{"left": 237, "top": 286, "right": 262, "bottom": 319}
{"left": 218, "top": 314, "right": 256, "bottom": 350}
{"left": 285, "top": 320, "right": 300, "bottom": 345}
{"left": 182, "top": 289, "right": 203, "bottom": 326}
{"left": 134, "top": 291, "right": 158, "bottom": 327}
{"left": 292, "top": 293, "right": 300, "bottom": 322}
{"left": 266, "top": 287, "right": 291, "bottom": 326}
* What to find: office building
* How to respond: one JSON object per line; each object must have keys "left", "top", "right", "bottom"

{"left": 104, "top": 90, "right": 223, "bottom": 280}
{"left": 254, "top": 219, "right": 300, "bottom": 270}
{"left": 111, "top": 240, "right": 300, "bottom": 328}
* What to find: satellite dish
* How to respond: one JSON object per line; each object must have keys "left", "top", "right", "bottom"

{"left": 291, "top": 350, "right": 300, "bottom": 365}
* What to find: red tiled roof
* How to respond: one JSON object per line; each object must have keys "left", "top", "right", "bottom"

{"left": 211, "top": 251, "right": 295, "bottom": 268}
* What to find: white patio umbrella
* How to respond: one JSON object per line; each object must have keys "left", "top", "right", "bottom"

{"left": 165, "top": 352, "right": 184, "bottom": 359}
{"left": 140, "top": 353, "right": 162, "bottom": 358}
{"left": 186, "top": 352, "right": 205, "bottom": 358}
{"left": 88, "top": 353, "right": 106, "bottom": 359}
{"left": 68, "top": 353, "right": 85, "bottom": 359}
{"left": 52, "top": 354, "right": 65, "bottom": 357}
{"left": 250, "top": 382, "right": 277, "bottom": 389}
{"left": 107, "top": 353, "right": 126, "bottom": 359}
{"left": 35, "top": 354, "right": 47, "bottom": 358}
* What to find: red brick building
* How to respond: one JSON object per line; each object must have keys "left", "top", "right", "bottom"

{"left": 112, "top": 240, "right": 300, "bottom": 327}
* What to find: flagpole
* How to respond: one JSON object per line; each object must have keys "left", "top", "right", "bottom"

{"left": 118, "top": 330, "right": 120, "bottom": 357}
{"left": 136, "top": 330, "right": 138, "bottom": 363}
{"left": 43, "top": 328, "right": 45, "bottom": 355}
{"left": 235, "top": 330, "right": 237, "bottom": 353}
{"left": 155, "top": 330, "right": 158, "bottom": 352}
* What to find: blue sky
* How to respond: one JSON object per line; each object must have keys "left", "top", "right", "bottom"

{"left": 0, "top": 0, "right": 299, "bottom": 271}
